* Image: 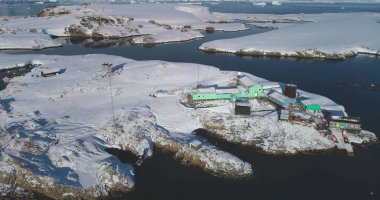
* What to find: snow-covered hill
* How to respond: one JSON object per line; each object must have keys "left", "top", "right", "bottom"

{"left": 0, "top": 54, "right": 253, "bottom": 199}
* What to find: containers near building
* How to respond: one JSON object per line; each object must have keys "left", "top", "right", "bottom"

{"left": 289, "top": 111, "right": 313, "bottom": 124}
{"left": 324, "top": 110, "right": 346, "bottom": 118}
{"left": 268, "top": 91, "right": 296, "bottom": 108}
{"left": 235, "top": 99, "right": 251, "bottom": 115}
{"left": 329, "top": 116, "right": 361, "bottom": 131}
{"left": 284, "top": 84, "right": 297, "bottom": 98}
{"left": 280, "top": 109, "right": 289, "bottom": 121}
{"left": 292, "top": 111, "right": 312, "bottom": 120}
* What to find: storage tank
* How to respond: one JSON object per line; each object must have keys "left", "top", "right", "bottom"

{"left": 284, "top": 84, "right": 297, "bottom": 98}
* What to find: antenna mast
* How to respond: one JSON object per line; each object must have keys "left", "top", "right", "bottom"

{"left": 103, "top": 62, "right": 116, "bottom": 126}
{"left": 197, "top": 64, "right": 200, "bottom": 87}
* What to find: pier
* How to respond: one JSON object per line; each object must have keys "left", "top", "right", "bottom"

{"left": 331, "top": 129, "right": 354, "bottom": 157}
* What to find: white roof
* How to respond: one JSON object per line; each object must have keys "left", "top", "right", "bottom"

{"left": 268, "top": 91, "right": 290, "bottom": 103}
{"left": 197, "top": 87, "right": 215, "bottom": 94}
{"left": 41, "top": 68, "right": 60, "bottom": 74}
{"left": 261, "top": 81, "right": 280, "bottom": 89}
{"left": 236, "top": 101, "right": 250, "bottom": 107}
{"left": 239, "top": 76, "right": 256, "bottom": 87}
{"left": 216, "top": 88, "right": 239, "bottom": 94}
{"left": 300, "top": 99, "right": 319, "bottom": 105}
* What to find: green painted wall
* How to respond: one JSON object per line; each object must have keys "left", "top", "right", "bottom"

{"left": 303, "top": 104, "right": 321, "bottom": 111}
{"left": 191, "top": 85, "right": 264, "bottom": 101}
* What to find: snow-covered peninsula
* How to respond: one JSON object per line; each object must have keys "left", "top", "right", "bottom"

{"left": 0, "top": 3, "right": 246, "bottom": 50}
{"left": 200, "top": 12, "right": 380, "bottom": 59}
{"left": 0, "top": 54, "right": 377, "bottom": 198}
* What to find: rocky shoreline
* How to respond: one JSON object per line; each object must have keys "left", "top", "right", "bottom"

{"left": 195, "top": 128, "right": 378, "bottom": 157}
{"left": 200, "top": 47, "right": 380, "bottom": 60}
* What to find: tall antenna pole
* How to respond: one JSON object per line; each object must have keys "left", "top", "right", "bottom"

{"left": 197, "top": 64, "right": 200, "bottom": 87}
{"left": 104, "top": 63, "right": 116, "bottom": 126}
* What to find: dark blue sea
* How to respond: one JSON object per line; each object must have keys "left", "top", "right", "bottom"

{"left": 1, "top": 2, "right": 380, "bottom": 200}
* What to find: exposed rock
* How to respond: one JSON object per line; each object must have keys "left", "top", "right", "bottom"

{"left": 66, "top": 25, "right": 88, "bottom": 37}
{"left": 37, "top": 7, "right": 71, "bottom": 18}
{"left": 153, "top": 129, "right": 253, "bottom": 178}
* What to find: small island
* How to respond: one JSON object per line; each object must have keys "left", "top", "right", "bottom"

{"left": 200, "top": 12, "right": 380, "bottom": 59}
{"left": 0, "top": 3, "right": 247, "bottom": 50}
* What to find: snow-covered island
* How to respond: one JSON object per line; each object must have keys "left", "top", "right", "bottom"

{"left": 0, "top": 3, "right": 246, "bottom": 50}
{"left": 2, "top": 3, "right": 379, "bottom": 60}
{"left": 201, "top": 12, "right": 380, "bottom": 59}
{"left": 0, "top": 54, "right": 377, "bottom": 199}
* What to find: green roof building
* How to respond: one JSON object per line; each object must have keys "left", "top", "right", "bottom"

{"left": 191, "top": 76, "right": 265, "bottom": 102}
{"left": 301, "top": 100, "right": 321, "bottom": 111}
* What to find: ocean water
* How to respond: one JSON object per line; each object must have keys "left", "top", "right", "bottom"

{"left": 1, "top": 2, "right": 380, "bottom": 200}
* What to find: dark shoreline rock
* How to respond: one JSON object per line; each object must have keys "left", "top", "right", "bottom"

{"left": 193, "top": 128, "right": 377, "bottom": 157}
{"left": 200, "top": 47, "right": 380, "bottom": 60}
{"left": 0, "top": 64, "right": 36, "bottom": 91}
